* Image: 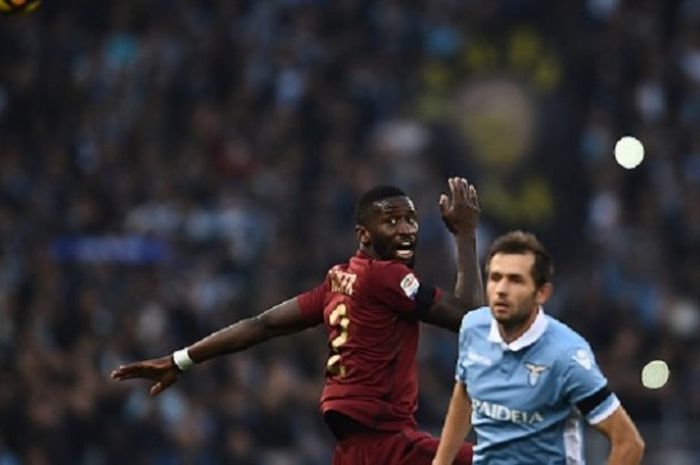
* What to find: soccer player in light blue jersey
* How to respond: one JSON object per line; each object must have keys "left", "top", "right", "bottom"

{"left": 433, "top": 231, "right": 644, "bottom": 465}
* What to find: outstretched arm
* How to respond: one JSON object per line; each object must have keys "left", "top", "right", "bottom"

{"left": 187, "top": 297, "right": 313, "bottom": 361}
{"left": 110, "top": 297, "right": 315, "bottom": 395}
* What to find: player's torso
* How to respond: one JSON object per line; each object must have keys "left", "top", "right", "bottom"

{"left": 463, "top": 327, "right": 580, "bottom": 464}
{"left": 316, "top": 256, "right": 424, "bottom": 433}
{"left": 464, "top": 335, "right": 564, "bottom": 425}
{"left": 322, "top": 260, "right": 419, "bottom": 386}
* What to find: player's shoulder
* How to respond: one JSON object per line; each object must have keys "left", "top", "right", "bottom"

{"left": 460, "top": 306, "right": 492, "bottom": 332}
{"left": 357, "top": 257, "right": 414, "bottom": 285}
{"left": 343, "top": 256, "right": 417, "bottom": 299}
{"left": 545, "top": 315, "right": 588, "bottom": 344}
{"left": 544, "top": 314, "right": 594, "bottom": 359}
{"left": 325, "top": 262, "right": 352, "bottom": 281}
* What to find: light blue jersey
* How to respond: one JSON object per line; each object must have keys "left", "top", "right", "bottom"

{"left": 456, "top": 307, "right": 620, "bottom": 465}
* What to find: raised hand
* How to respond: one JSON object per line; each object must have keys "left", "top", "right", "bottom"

{"left": 110, "top": 355, "right": 179, "bottom": 396}
{"left": 439, "top": 177, "right": 480, "bottom": 235}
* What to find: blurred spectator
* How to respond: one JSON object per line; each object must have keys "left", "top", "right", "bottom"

{"left": 0, "top": 1, "right": 698, "bottom": 464}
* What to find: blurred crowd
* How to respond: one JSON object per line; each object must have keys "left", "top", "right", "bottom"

{"left": 0, "top": 1, "right": 698, "bottom": 464}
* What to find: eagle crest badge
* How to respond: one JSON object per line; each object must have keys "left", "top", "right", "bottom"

{"left": 525, "top": 363, "right": 548, "bottom": 386}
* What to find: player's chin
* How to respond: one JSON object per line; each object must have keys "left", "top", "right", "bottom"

{"left": 491, "top": 306, "right": 511, "bottom": 320}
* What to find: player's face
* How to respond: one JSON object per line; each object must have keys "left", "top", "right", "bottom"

{"left": 486, "top": 252, "right": 549, "bottom": 330}
{"left": 361, "top": 196, "right": 419, "bottom": 267}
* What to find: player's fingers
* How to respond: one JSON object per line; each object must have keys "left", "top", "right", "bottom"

{"left": 459, "top": 177, "right": 470, "bottom": 197}
{"left": 439, "top": 193, "right": 449, "bottom": 213}
{"left": 446, "top": 177, "right": 455, "bottom": 198}
{"left": 444, "top": 179, "right": 456, "bottom": 207}
{"left": 451, "top": 177, "right": 468, "bottom": 204}
{"left": 469, "top": 185, "right": 479, "bottom": 204}
{"left": 150, "top": 382, "right": 163, "bottom": 396}
{"left": 110, "top": 365, "right": 137, "bottom": 380}
{"left": 468, "top": 182, "right": 477, "bottom": 195}
{"left": 150, "top": 375, "right": 176, "bottom": 396}
{"left": 111, "top": 363, "right": 154, "bottom": 380}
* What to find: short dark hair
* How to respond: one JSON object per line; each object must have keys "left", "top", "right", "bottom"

{"left": 355, "top": 185, "right": 407, "bottom": 226}
{"left": 486, "top": 230, "right": 553, "bottom": 288}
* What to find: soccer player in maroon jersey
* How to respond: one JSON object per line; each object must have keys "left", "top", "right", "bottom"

{"left": 111, "top": 177, "right": 482, "bottom": 465}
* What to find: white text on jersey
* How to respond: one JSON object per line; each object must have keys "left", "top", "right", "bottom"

{"left": 330, "top": 269, "right": 357, "bottom": 296}
{"left": 472, "top": 398, "right": 544, "bottom": 424}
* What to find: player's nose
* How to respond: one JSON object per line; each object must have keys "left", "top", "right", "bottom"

{"left": 396, "top": 218, "right": 417, "bottom": 235}
{"left": 494, "top": 280, "right": 509, "bottom": 295}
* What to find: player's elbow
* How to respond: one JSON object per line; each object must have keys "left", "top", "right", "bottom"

{"left": 631, "top": 434, "right": 646, "bottom": 461}
{"left": 614, "top": 431, "right": 645, "bottom": 464}
{"left": 422, "top": 305, "right": 462, "bottom": 332}
{"left": 628, "top": 425, "right": 645, "bottom": 457}
{"left": 253, "top": 302, "right": 307, "bottom": 337}
{"left": 253, "top": 312, "right": 280, "bottom": 335}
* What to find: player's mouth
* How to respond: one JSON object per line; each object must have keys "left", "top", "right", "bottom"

{"left": 394, "top": 241, "right": 415, "bottom": 260}
{"left": 492, "top": 301, "right": 510, "bottom": 312}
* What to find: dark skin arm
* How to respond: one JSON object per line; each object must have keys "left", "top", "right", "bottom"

{"left": 421, "top": 177, "right": 484, "bottom": 332}
{"left": 110, "top": 298, "right": 315, "bottom": 395}
{"left": 421, "top": 292, "right": 475, "bottom": 332}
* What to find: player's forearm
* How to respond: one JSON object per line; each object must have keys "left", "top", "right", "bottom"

{"left": 186, "top": 317, "right": 269, "bottom": 363}
{"left": 453, "top": 232, "right": 483, "bottom": 309}
{"left": 433, "top": 384, "right": 472, "bottom": 465}
{"left": 187, "top": 298, "right": 307, "bottom": 364}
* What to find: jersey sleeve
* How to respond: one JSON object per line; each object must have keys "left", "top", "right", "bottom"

{"left": 296, "top": 282, "right": 327, "bottom": 324}
{"left": 559, "top": 345, "right": 620, "bottom": 424}
{"left": 367, "top": 261, "right": 438, "bottom": 317}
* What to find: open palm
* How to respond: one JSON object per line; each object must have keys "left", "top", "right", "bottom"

{"left": 110, "top": 355, "right": 179, "bottom": 396}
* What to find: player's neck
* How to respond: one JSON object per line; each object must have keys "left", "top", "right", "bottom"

{"left": 499, "top": 307, "right": 539, "bottom": 343}
{"left": 358, "top": 244, "right": 379, "bottom": 260}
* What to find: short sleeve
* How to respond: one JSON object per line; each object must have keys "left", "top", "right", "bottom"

{"left": 296, "top": 283, "right": 327, "bottom": 324}
{"left": 367, "top": 261, "right": 435, "bottom": 316}
{"left": 560, "top": 345, "right": 619, "bottom": 424}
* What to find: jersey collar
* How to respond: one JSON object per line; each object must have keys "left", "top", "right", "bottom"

{"left": 487, "top": 307, "right": 548, "bottom": 351}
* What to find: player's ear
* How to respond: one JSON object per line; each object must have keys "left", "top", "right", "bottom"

{"left": 356, "top": 224, "right": 371, "bottom": 246}
{"left": 536, "top": 282, "right": 553, "bottom": 305}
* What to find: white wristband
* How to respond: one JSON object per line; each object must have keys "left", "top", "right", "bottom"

{"left": 173, "top": 348, "right": 195, "bottom": 372}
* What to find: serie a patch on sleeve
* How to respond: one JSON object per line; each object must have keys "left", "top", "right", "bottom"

{"left": 400, "top": 273, "right": 420, "bottom": 299}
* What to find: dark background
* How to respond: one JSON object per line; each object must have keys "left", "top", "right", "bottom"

{"left": 0, "top": 1, "right": 698, "bottom": 464}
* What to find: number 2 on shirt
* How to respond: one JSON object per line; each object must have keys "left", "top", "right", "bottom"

{"left": 326, "top": 303, "right": 349, "bottom": 377}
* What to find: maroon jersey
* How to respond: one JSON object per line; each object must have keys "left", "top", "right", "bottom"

{"left": 297, "top": 251, "right": 442, "bottom": 432}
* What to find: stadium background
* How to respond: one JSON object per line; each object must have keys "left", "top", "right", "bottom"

{"left": 0, "top": 1, "right": 698, "bottom": 464}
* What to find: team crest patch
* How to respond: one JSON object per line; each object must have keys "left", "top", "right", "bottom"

{"left": 525, "top": 363, "right": 548, "bottom": 386}
{"left": 572, "top": 349, "right": 592, "bottom": 370}
{"left": 400, "top": 273, "right": 420, "bottom": 298}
